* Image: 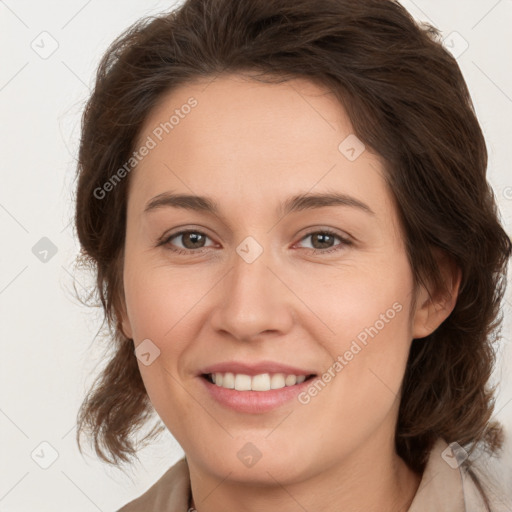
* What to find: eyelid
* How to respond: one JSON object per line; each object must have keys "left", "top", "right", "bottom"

{"left": 295, "top": 226, "right": 353, "bottom": 244}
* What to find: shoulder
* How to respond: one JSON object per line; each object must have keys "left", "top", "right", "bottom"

{"left": 463, "top": 431, "right": 512, "bottom": 512}
{"left": 408, "top": 437, "right": 512, "bottom": 512}
{"left": 116, "top": 457, "right": 191, "bottom": 512}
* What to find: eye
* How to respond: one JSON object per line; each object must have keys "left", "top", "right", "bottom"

{"left": 159, "top": 229, "right": 215, "bottom": 254}
{"left": 296, "top": 229, "right": 352, "bottom": 254}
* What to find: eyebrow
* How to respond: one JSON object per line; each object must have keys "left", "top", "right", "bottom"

{"left": 144, "top": 191, "right": 376, "bottom": 217}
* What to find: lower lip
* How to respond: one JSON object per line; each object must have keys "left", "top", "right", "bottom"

{"left": 200, "top": 376, "right": 315, "bottom": 413}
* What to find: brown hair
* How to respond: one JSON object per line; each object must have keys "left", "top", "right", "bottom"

{"left": 74, "top": 0, "right": 511, "bottom": 481}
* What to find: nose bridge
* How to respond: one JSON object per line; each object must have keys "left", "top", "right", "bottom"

{"left": 210, "top": 236, "right": 293, "bottom": 340}
{"left": 233, "top": 238, "right": 273, "bottom": 298}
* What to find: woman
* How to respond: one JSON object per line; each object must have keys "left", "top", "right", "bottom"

{"left": 74, "top": 0, "right": 512, "bottom": 510}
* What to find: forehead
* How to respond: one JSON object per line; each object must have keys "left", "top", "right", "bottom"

{"left": 128, "top": 73, "right": 394, "bottom": 224}
{"left": 135, "top": 73, "right": 352, "bottom": 166}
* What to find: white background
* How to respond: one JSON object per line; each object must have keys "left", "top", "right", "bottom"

{"left": 1, "top": 1, "right": 511, "bottom": 510}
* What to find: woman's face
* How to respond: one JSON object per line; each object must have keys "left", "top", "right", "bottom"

{"left": 120, "top": 74, "right": 437, "bottom": 484}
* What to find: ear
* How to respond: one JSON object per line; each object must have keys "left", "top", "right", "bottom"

{"left": 113, "top": 250, "right": 133, "bottom": 340}
{"left": 119, "top": 297, "right": 134, "bottom": 340}
{"left": 411, "top": 248, "right": 462, "bottom": 340}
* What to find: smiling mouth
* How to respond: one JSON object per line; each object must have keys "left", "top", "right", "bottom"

{"left": 202, "top": 372, "right": 317, "bottom": 391}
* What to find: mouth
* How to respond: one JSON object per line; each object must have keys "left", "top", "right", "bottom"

{"left": 199, "top": 371, "right": 318, "bottom": 413}
{"left": 201, "top": 372, "right": 317, "bottom": 391}
{"left": 197, "top": 361, "right": 319, "bottom": 413}
{"left": 199, "top": 370, "right": 318, "bottom": 413}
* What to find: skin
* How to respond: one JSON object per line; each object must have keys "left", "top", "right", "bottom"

{"left": 119, "top": 73, "right": 461, "bottom": 512}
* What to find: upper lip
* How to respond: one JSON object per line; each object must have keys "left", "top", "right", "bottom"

{"left": 199, "top": 361, "right": 317, "bottom": 377}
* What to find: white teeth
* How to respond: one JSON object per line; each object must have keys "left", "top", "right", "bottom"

{"left": 270, "top": 373, "right": 286, "bottom": 389}
{"left": 209, "top": 372, "right": 310, "bottom": 391}
{"left": 285, "top": 375, "right": 297, "bottom": 386}
{"left": 234, "top": 374, "right": 252, "bottom": 391}
{"left": 223, "top": 372, "right": 235, "bottom": 389}
{"left": 251, "top": 373, "right": 271, "bottom": 391}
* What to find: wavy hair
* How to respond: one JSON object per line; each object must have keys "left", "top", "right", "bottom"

{"left": 74, "top": 0, "right": 511, "bottom": 485}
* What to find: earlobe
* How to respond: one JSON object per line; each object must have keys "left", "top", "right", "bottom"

{"left": 115, "top": 250, "right": 133, "bottom": 340}
{"left": 411, "top": 250, "right": 462, "bottom": 340}
{"left": 116, "top": 290, "right": 133, "bottom": 340}
{"left": 120, "top": 313, "right": 133, "bottom": 340}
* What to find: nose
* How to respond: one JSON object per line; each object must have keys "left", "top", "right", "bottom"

{"left": 209, "top": 246, "right": 295, "bottom": 342}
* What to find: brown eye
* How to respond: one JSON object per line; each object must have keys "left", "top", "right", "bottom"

{"left": 178, "top": 231, "right": 207, "bottom": 249}
{"left": 161, "top": 230, "right": 214, "bottom": 253}
{"left": 309, "top": 232, "right": 336, "bottom": 249}
{"left": 297, "top": 230, "right": 352, "bottom": 254}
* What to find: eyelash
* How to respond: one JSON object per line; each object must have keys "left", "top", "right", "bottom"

{"left": 158, "top": 228, "right": 352, "bottom": 256}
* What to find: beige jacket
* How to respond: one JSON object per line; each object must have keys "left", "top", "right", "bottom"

{"left": 117, "top": 439, "right": 510, "bottom": 511}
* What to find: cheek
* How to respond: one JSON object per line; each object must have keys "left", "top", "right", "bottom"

{"left": 122, "top": 260, "right": 201, "bottom": 422}
{"left": 314, "top": 256, "right": 414, "bottom": 402}
{"left": 303, "top": 297, "right": 412, "bottom": 462}
{"left": 123, "top": 256, "right": 209, "bottom": 342}
{"left": 301, "top": 254, "right": 413, "bottom": 349}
